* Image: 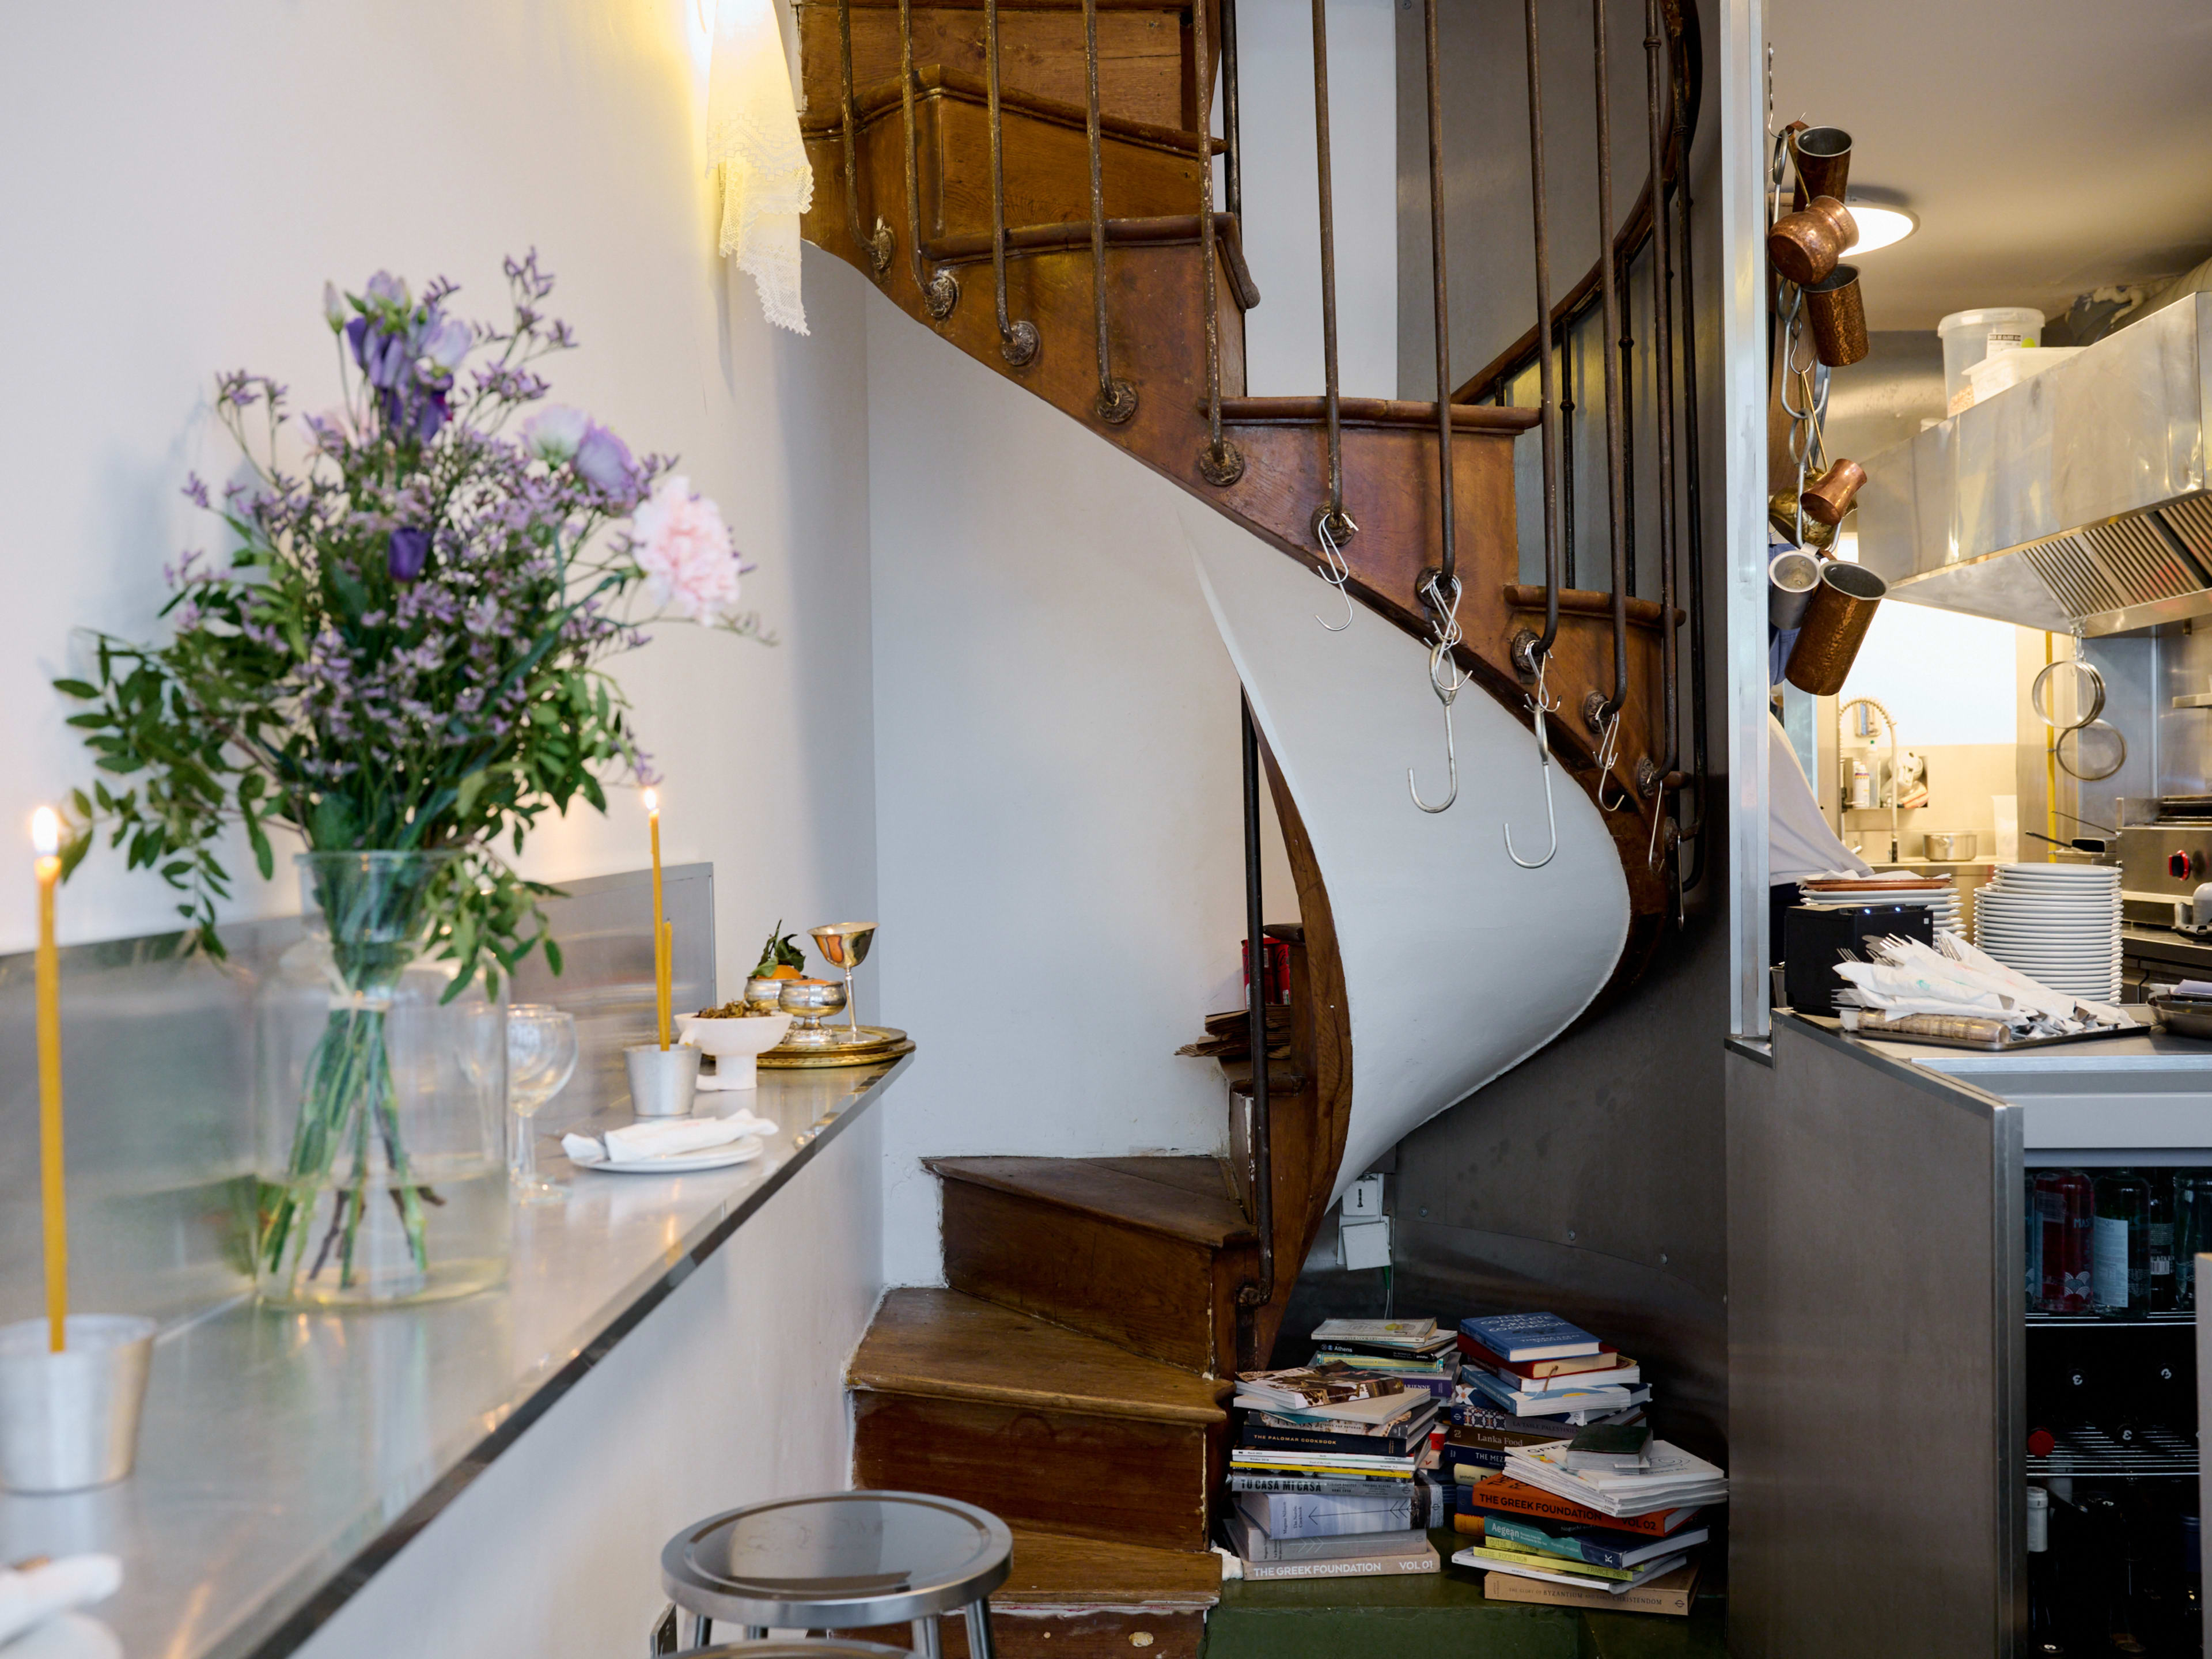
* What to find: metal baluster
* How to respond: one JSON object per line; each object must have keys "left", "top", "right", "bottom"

{"left": 1083, "top": 0, "right": 1137, "bottom": 421}
{"left": 1310, "top": 0, "right": 1353, "bottom": 550}
{"left": 1233, "top": 693, "right": 1275, "bottom": 1363}
{"left": 1642, "top": 0, "right": 1679, "bottom": 810}
{"left": 1523, "top": 0, "right": 1561, "bottom": 657}
{"left": 836, "top": 0, "right": 893, "bottom": 274}
{"left": 1675, "top": 75, "right": 1711, "bottom": 895}
{"left": 1562, "top": 325, "right": 1577, "bottom": 589}
{"left": 1196, "top": 0, "right": 1244, "bottom": 485}
{"left": 985, "top": 0, "right": 1037, "bottom": 365}
{"left": 1422, "top": 0, "right": 1455, "bottom": 588}
{"left": 1590, "top": 0, "right": 1630, "bottom": 728}
{"left": 898, "top": 0, "right": 959, "bottom": 319}
{"left": 1222, "top": 0, "right": 1244, "bottom": 221}
{"left": 1620, "top": 289, "right": 1636, "bottom": 598}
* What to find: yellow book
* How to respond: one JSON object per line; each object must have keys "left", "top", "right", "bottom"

{"left": 1453, "top": 1544, "right": 1636, "bottom": 1582}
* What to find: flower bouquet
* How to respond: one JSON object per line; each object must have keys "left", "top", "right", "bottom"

{"left": 55, "top": 255, "right": 762, "bottom": 1304}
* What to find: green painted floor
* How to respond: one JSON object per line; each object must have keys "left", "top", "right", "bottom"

{"left": 1200, "top": 1530, "right": 1727, "bottom": 1659}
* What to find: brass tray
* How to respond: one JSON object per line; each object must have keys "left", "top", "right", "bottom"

{"left": 757, "top": 1025, "right": 914, "bottom": 1069}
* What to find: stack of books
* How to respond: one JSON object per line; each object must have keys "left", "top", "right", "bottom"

{"left": 1442, "top": 1312, "right": 1726, "bottom": 1616}
{"left": 1455, "top": 1312, "right": 1651, "bottom": 1422}
{"left": 1221, "top": 1365, "right": 1442, "bottom": 1581}
{"left": 1308, "top": 1317, "right": 1462, "bottom": 1400}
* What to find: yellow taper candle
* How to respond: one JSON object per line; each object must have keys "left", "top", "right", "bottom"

{"left": 643, "top": 789, "right": 669, "bottom": 1049}
{"left": 32, "top": 806, "right": 66, "bottom": 1353}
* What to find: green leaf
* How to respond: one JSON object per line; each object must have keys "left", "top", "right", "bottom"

{"left": 52, "top": 679, "right": 100, "bottom": 699}
{"left": 543, "top": 937, "right": 564, "bottom": 976}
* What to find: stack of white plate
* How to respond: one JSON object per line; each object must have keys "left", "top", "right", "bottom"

{"left": 1972, "top": 863, "right": 2121, "bottom": 1000}
{"left": 1797, "top": 876, "right": 1963, "bottom": 937}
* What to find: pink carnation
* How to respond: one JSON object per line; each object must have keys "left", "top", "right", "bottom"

{"left": 631, "top": 475, "right": 740, "bottom": 620}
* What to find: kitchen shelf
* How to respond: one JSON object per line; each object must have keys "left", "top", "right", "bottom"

{"left": 2028, "top": 1311, "right": 2196, "bottom": 1328}
{"left": 2028, "top": 1423, "right": 2197, "bottom": 1478}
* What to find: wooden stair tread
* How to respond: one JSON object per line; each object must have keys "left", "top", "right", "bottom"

{"left": 805, "top": 64, "right": 1220, "bottom": 160}
{"left": 921, "top": 215, "right": 1263, "bottom": 310}
{"left": 995, "top": 1528, "right": 1221, "bottom": 1608}
{"left": 850, "top": 1288, "right": 1230, "bottom": 1423}
{"left": 1084, "top": 1154, "right": 1240, "bottom": 1203}
{"left": 928, "top": 1155, "right": 1259, "bottom": 1248}
{"left": 1217, "top": 395, "right": 1539, "bottom": 433}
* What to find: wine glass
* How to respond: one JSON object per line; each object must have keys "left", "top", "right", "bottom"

{"left": 508, "top": 1005, "right": 579, "bottom": 1205}
{"left": 809, "top": 923, "right": 877, "bottom": 1042}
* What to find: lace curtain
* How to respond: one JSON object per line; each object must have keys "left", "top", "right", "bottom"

{"left": 707, "top": 0, "right": 815, "bottom": 335}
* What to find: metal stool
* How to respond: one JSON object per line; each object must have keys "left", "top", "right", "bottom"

{"left": 652, "top": 1491, "right": 1012, "bottom": 1657}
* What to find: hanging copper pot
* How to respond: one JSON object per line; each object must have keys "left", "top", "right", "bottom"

{"left": 1801, "top": 459, "right": 1868, "bottom": 525}
{"left": 1768, "top": 490, "right": 1837, "bottom": 550}
{"left": 1802, "top": 263, "right": 1869, "bottom": 367}
{"left": 1790, "top": 126, "right": 1852, "bottom": 210}
{"left": 1784, "top": 560, "right": 1886, "bottom": 696}
{"left": 1767, "top": 197, "right": 1857, "bottom": 287}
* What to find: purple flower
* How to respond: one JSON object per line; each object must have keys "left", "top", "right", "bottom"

{"left": 573, "top": 422, "right": 634, "bottom": 494}
{"left": 388, "top": 527, "right": 431, "bottom": 582}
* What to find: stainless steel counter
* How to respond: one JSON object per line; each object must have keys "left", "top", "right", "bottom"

{"left": 0, "top": 1056, "right": 909, "bottom": 1659}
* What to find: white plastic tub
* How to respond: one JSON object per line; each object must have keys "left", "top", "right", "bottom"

{"left": 1938, "top": 307, "right": 2045, "bottom": 413}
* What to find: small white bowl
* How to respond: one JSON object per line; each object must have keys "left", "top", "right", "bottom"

{"left": 675, "top": 1012, "right": 795, "bottom": 1091}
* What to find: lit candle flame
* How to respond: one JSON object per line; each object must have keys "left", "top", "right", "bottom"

{"left": 641, "top": 787, "right": 659, "bottom": 817}
{"left": 31, "top": 806, "right": 59, "bottom": 858}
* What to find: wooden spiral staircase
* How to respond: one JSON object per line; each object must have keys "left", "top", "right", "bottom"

{"left": 808, "top": 1, "right": 1702, "bottom": 1652}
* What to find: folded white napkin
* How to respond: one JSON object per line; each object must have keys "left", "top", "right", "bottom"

{"left": 563, "top": 1111, "right": 777, "bottom": 1166}
{"left": 0, "top": 1556, "right": 122, "bottom": 1650}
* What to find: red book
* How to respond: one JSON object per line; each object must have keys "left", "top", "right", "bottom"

{"left": 1457, "top": 1334, "right": 1626, "bottom": 1381}
{"left": 1459, "top": 1476, "right": 1700, "bottom": 1539}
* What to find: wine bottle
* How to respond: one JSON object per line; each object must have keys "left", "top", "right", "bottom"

{"left": 2025, "top": 1486, "right": 2072, "bottom": 1655}
{"left": 2147, "top": 1175, "right": 2175, "bottom": 1312}
{"left": 2092, "top": 1171, "right": 2151, "bottom": 1317}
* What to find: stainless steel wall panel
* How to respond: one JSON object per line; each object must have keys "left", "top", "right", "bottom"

{"left": 1727, "top": 1016, "right": 2021, "bottom": 1658}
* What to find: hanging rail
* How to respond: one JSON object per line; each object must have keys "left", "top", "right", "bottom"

{"left": 1083, "top": 0, "right": 1137, "bottom": 422}
{"left": 897, "top": 0, "right": 960, "bottom": 319}
{"left": 984, "top": 0, "right": 1039, "bottom": 366}
{"left": 1195, "top": 0, "right": 1244, "bottom": 486}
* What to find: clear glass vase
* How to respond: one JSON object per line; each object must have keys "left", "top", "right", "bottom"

{"left": 253, "top": 851, "right": 509, "bottom": 1308}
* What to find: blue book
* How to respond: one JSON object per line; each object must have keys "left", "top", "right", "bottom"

{"left": 1480, "top": 1512, "right": 1711, "bottom": 1571}
{"left": 1459, "top": 1312, "right": 1601, "bottom": 1362}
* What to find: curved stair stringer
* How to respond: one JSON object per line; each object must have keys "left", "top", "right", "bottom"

{"left": 1175, "top": 498, "right": 1631, "bottom": 1206}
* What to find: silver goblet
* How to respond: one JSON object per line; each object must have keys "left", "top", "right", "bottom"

{"left": 809, "top": 923, "right": 877, "bottom": 1041}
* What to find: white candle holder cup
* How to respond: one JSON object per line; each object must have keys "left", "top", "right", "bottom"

{"left": 624, "top": 1042, "right": 701, "bottom": 1118}
{"left": 0, "top": 1315, "right": 156, "bottom": 1494}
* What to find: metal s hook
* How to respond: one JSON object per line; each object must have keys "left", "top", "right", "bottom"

{"left": 1505, "top": 651, "right": 1560, "bottom": 868}
{"left": 1408, "top": 641, "right": 1460, "bottom": 813}
{"left": 1593, "top": 706, "right": 1630, "bottom": 810}
{"left": 1313, "top": 512, "right": 1355, "bottom": 632}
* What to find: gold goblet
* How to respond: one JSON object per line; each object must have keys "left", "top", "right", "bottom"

{"left": 809, "top": 922, "right": 877, "bottom": 1041}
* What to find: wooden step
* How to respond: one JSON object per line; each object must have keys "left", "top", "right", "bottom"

{"left": 932, "top": 1156, "right": 1257, "bottom": 1375}
{"left": 850, "top": 1528, "right": 1219, "bottom": 1658}
{"left": 797, "top": 0, "right": 1191, "bottom": 134}
{"left": 850, "top": 1288, "right": 1228, "bottom": 1552}
{"left": 804, "top": 68, "right": 1213, "bottom": 256}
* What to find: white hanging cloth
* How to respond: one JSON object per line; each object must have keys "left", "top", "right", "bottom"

{"left": 707, "top": 0, "right": 816, "bottom": 335}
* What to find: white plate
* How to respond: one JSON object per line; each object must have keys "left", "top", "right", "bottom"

{"left": 577, "top": 1135, "right": 766, "bottom": 1174}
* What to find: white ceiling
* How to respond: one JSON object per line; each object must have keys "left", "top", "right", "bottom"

{"left": 1767, "top": 0, "right": 2212, "bottom": 330}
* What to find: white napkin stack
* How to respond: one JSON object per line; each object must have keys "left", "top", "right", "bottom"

{"left": 0, "top": 1556, "right": 122, "bottom": 1651}
{"left": 1834, "top": 931, "right": 2129, "bottom": 1035}
{"left": 563, "top": 1111, "right": 777, "bottom": 1167}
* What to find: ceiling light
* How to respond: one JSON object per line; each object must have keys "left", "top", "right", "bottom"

{"left": 1842, "top": 203, "right": 1917, "bottom": 256}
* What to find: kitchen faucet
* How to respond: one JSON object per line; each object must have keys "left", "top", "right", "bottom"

{"left": 1836, "top": 696, "right": 1901, "bottom": 865}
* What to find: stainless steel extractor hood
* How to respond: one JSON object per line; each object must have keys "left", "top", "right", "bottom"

{"left": 1855, "top": 292, "right": 2212, "bottom": 637}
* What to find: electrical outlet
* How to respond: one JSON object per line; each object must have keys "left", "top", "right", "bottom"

{"left": 1344, "top": 1173, "right": 1386, "bottom": 1219}
{"left": 1340, "top": 1215, "right": 1392, "bottom": 1271}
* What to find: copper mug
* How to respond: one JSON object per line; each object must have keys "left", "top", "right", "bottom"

{"left": 1790, "top": 126, "right": 1851, "bottom": 210}
{"left": 1802, "top": 263, "right": 1869, "bottom": 368}
{"left": 1784, "top": 560, "right": 1885, "bottom": 696}
{"left": 1801, "top": 459, "right": 1867, "bottom": 525}
{"left": 1767, "top": 196, "right": 1855, "bottom": 287}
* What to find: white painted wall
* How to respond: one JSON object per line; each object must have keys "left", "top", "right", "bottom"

{"left": 867, "top": 316, "right": 1269, "bottom": 1283}
{"left": 0, "top": 0, "right": 880, "bottom": 1002}
{"left": 294, "top": 1108, "right": 884, "bottom": 1659}
{"left": 3, "top": 7, "right": 885, "bottom": 1648}
{"left": 1236, "top": 0, "right": 1402, "bottom": 398}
